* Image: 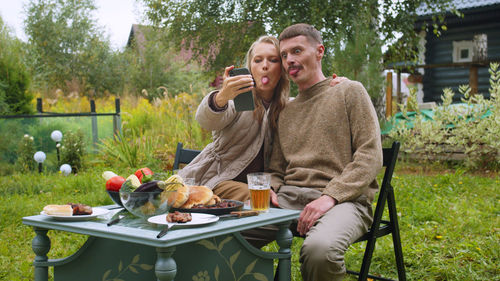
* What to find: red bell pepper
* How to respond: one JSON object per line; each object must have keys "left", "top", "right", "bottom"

{"left": 105, "top": 176, "right": 126, "bottom": 191}
{"left": 134, "top": 167, "right": 154, "bottom": 183}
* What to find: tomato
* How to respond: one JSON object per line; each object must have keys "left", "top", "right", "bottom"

{"left": 105, "top": 176, "right": 126, "bottom": 191}
{"left": 134, "top": 167, "right": 154, "bottom": 183}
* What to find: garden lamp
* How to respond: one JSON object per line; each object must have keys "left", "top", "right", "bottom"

{"left": 60, "top": 164, "right": 72, "bottom": 176}
{"left": 34, "top": 151, "right": 46, "bottom": 173}
{"left": 51, "top": 130, "right": 63, "bottom": 164}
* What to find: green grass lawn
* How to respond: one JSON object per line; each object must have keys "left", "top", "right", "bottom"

{"left": 0, "top": 165, "right": 498, "bottom": 280}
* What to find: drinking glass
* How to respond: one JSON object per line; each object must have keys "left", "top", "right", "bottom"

{"left": 247, "top": 172, "right": 271, "bottom": 212}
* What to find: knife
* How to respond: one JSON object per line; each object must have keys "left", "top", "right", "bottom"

{"left": 106, "top": 208, "right": 126, "bottom": 226}
{"left": 219, "top": 210, "right": 260, "bottom": 219}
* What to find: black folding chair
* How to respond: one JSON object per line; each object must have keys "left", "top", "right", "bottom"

{"left": 172, "top": 142, "right": 201, "bottom": 171}
{"left": 344, "top": 141, "right": 405, "bottom": 281}
{"left": 291, "top": 141, "right": 405, "bottom": 281}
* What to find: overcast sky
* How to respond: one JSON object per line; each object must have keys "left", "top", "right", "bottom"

{"left": 0, "top": 0, "right": 145, "bottom": 50}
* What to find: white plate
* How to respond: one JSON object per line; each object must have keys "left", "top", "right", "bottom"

{"left": 148, "top": 213, "right": 219, "bottom": 226}
{"left": 40, "top": 207, "right": 110, "bottom": 221}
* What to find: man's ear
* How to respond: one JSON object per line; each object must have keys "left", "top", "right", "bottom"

{"left": 316, "top": 44, "right": 325, "bottom": 60}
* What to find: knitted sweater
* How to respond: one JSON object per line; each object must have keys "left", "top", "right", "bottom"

{"left": 268, "top": 78, "right": 382, "bottom": 204}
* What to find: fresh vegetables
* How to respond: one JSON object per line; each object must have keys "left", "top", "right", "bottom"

{"left": 164, "top": 175, "right": 185, "bottom": 191}
{"left": 103, "top": 169, "right": 185, "bottom": 217}
{"left": 105, "top": 176, "right": 126, "bottom": 191}
{"left": 126, "top": 174, "right": 141, "bottom": 189}
{"left": 152, "top": 172, "right": 169, "bottom": 181}
{"left": 120, "top": 180, "right": 136, "bottom": 193}
{"left": 101, "top": 169, "right": 199, "bottom": 219}
{"left": 134, "top": 180, "right": 166, "bottom": 193}
{"left": 102, "top": 171, "right": 118, "bottom": 181}
{"left": 134, "top": 167, "right": 154, "bottom": 183}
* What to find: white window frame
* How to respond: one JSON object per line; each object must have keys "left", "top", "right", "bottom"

{"left": 452, "top": 40, "right": 473, "bottom": 63}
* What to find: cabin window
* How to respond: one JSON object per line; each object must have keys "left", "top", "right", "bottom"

{"left": 452, "top": 40, "right": 473, "bottom": 63}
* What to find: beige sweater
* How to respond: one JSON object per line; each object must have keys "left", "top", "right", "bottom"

{"left": 269, "top": 78, "right": 382, "bottom": 204}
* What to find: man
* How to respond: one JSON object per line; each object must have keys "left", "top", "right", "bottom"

{"left": 269, "top": 23, "right": 382, "bottom": 280}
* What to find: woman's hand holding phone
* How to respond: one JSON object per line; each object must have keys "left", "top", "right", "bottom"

{"left": 215, "top": 66, "right": 254, "bottom": 109}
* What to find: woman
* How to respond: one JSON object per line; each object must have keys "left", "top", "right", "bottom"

{"left": 178, "top": 35, "right": 287, "bottom": 202}
{"left": 179, "top": 35, "right": 345, "bottom": 201}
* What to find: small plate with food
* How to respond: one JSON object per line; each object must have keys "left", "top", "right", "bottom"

{"left": 148, "top": 212, "right": 219, "bottom": 227}
{"left": 41, "top": 204, "right": 110, "bottom": 221}
{"left": 168, "top": 185, "right": 244, "bottom": 215}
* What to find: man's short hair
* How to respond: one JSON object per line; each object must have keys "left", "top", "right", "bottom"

{"left": 278, "top": 23, "right": 323, "bottom": 45}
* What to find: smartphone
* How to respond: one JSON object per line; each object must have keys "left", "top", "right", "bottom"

{"left": 229, "top": 67, "right": 255, "bottom": 112}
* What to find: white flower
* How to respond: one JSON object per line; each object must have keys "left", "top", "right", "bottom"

{"left": 24, "top": 134, "right": 29, "bottom": 138}
{"left": 56, "top": 143, "right": 61, "bottom": 148}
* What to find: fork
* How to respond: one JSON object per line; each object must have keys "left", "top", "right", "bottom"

{"left": 157, "top": 224, "right": 174, "bottom": 238}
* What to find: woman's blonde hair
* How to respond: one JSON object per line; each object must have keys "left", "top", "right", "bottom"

{"left": 244, "top": 35, "right": 289, "bottom": 131}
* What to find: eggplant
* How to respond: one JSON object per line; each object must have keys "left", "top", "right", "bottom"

{"left": 134, "top": 180, "right": 165, "bottom": 193}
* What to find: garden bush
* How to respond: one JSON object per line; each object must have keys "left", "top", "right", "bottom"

{"left": 97, "top": 92, "right": 211, "bottom": 171}
{"left": 60, "top": 129, "right": 86, "bottom": 173}
{"left": 16, "top": 134, "right": 36, "bottom": 172}
{"left": 389, "top": 63, "right": 500, "bottom": 170}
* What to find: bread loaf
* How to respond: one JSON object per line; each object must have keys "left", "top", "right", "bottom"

{"left": 170, "top": 184, "right": 190, "bottom": 208}
{"left": 206, "top": 194, "right": 221, "bottom": 206}
{"left": 43, "top": 205, "right": 73, "bottom": 216}
{"left": 180, "top": 185, "right": 213, "bottom": 209}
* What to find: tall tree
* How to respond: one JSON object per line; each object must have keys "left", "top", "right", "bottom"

{"left": 124, "top": 26, "right": 209, "bottom": 98}
{"left": 330, "top": 6, "right": 385, "bottom": 113}
{"left": 141, "top": 0, "right": 453, "bottom": 99}
{"left": 142, "top": 0, "right": 452, "bottom": 68}
{"left": 0, "top": 16, "right": 32, "bottom": 115}
{"left": 23, "top": 0, "right": 119, "bottom": 97}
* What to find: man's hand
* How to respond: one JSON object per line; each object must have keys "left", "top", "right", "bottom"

{"left": 297, "top": 195, "right": 336, "bottom": 236}
{"left": 270, "top": 189, "right": 280, "bottom": 207}
{"left": 330, "top": 73, "right": 348, "bottom": 87}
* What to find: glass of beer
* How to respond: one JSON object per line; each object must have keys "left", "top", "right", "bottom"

{"left": 247, "top": 172, "right": 271, "bottom": 212}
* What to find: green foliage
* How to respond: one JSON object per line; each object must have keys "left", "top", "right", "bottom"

{"left": 23, "top": 0, "right": 120, "bottom": 97}
{"left": 0, "top": 120, "right": 25, "bottom": 166}
{"left": 123, "top": 26, "right": 210, "bottom": 98}
{"left": 389, "top": 63, "right": 500, "bottom": 170}
{"left": 97, "top": 94, "right": 210, "bottom": 171}
{"left": 330, "top": 11, "right": 385, "bottom": 114}
{"left": 16, "top": 134, "right": 37, "bottom": 172}
{"left": 141, "top": 0, "right": 453, "bottom": 74}
{"left": 383, "top": 0, "right": 460, "bottom": 66}
{"left": 98, "top": 132, "right": 160, "bottom": 169}
{"left": 0, "top": 16, "right": 33, "bottom": 115}
{"left": 60, "top": 130, "right": 86, "bottom": 173}
{"left": 142, "top": 1, "right": 267, "bottom": 73}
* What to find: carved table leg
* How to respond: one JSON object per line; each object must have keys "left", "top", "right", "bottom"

{"left": 275, "top": 221, "right": 293, "bottom": 281}
{"left": 155, "top": 246, "right": 177, "bottom": 281}
{"left": 32, "top": 227, "right": 50, "bottom": 281}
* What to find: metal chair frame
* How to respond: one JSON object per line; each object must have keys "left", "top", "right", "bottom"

{"left": 346, "top": 141, "right": 406, "bottom": 281}
{"left": 172, "top": 142, "right": 201, "bottom": 171}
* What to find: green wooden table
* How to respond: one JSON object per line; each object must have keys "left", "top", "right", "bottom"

{"left": 23, "top": 205, "right": 300, "bottom": 281}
